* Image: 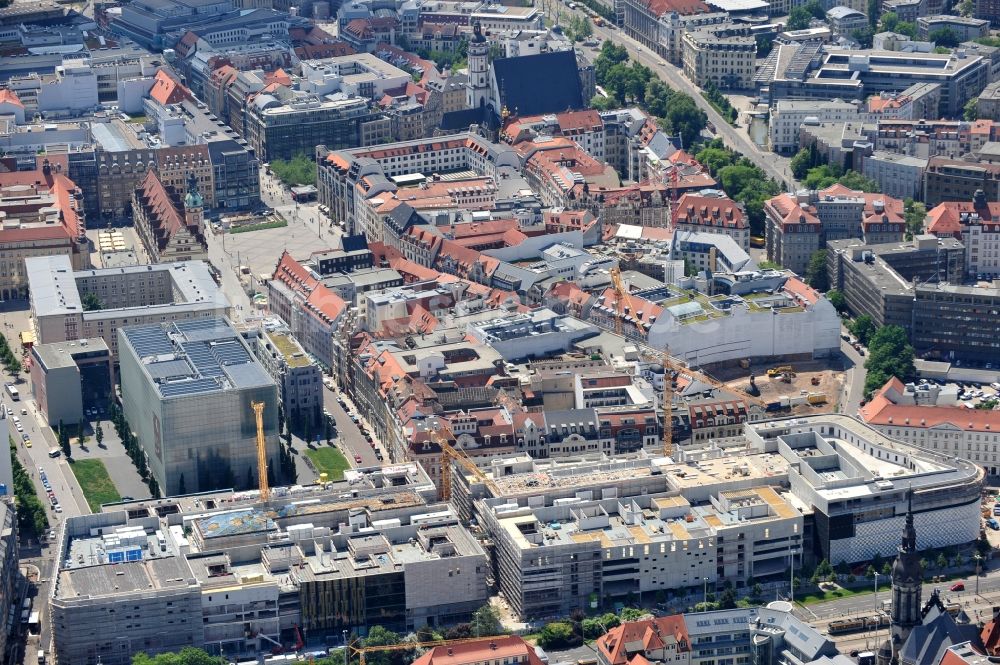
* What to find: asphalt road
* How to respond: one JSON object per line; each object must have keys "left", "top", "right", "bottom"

{"left": 575, "top": 19, "right": 797, "bottom": 190}
{"left": 321, "top": 390, "right": 383, "bottom": 468}
{"left": 838, "top": 332, "right": 868, "bottom": 416}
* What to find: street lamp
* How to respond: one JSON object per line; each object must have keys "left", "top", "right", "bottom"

{"left": 975, "top": 553, "right": 983, "bottom": 598}
{"left": 703, "top": 577, "right": 710, "bottom": 610}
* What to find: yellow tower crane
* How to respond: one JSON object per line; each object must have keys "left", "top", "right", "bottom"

{"left": 251, "top": 401, "right": 270, "bottom": 502}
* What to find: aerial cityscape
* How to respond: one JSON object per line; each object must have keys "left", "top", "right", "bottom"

{"left": 0, "top": 0, "right": 999, "bottom": 662}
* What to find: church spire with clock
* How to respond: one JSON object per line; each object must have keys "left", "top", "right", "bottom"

{"left": 877, "top": 489, "right": 923, "bottom": 665}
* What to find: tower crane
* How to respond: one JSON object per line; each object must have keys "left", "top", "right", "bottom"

{"left": 251, "top": 401, "right": 270, "bottom": 502}
{"left": 429, "top": 426, "right": 499, "bottom": 501}
{"left": 640, "top": 350, "right": 771, "bottom": 459}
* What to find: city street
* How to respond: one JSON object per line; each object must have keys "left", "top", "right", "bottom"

{"left": 838, "top": 333, "right": 868, "bottom": 416}
{"left": 575, "top": 18, "right": 797, "bottom": 190}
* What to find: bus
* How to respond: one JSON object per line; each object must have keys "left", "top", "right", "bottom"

{"left": 5, "top": 384, "right": 18, "bottom": 401}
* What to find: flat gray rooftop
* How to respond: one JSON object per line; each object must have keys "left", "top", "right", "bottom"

{"left": 122, "top": 318, "right": 274, "bottom": 398}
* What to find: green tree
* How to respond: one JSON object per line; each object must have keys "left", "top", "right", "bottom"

{"left": 959, "top": 0, "right": 974, "bottom": 14}
{"left": 837, "top": 170, "right": 879, "bottom": 192}
{"left": 81, "top": 292, "right": 103, "bottom": 311}
{"left": 964, "top": 97, "right": 980, "bottom": 121}
{"left": 757, "top": 260, "right": 782, "bottom": 270}
{"left": 470, "top": 604, "right": 505, "bottom": 636}
{"left": 806, "top": 250, "right": 830, "bottom": 291}
{"left": 95, "top": 422, "right": 104, "bottom": 447}
{"left": 362, "top": 626, "right": 407, "bottom": 665}
{"left": 849, "top": 314, "right": 877, "bottom": 346}
{"left": 936, "top": 552, "right": 949, "bottom": 570}
{"left": 58, "top": 421, "right": 71, "bottom": 458}
{"left": 645, "top": 78, "right": 674, "bottom": 117}
{"left": 864, "top": 325, "right": 915, "bottom": 396}
{"left": 619, "top": 607, "right": 647, "bottom": 621}
{"left": 866, "top": 564, "right": 877, "bottom": 580}
{"left": 269, "top": 153, "right": 316, "bottom": 187}
{"left": 904, "top": 199, "right": 927, "bottom": 238}
{"left": 786, "top": 5, "right": 813, "bottom": 30}
{"left": 752, "top": 582, "right": 763, "bottom": 598}
{"left": 882, "top": 561, "right": 892, "bottom": 576}
{"left": 929, "top": 27, "right": 960, "bottom": 48}
{"left": 132, "top": 647, "right": 226, "bottom": 665}
{"left": 78, "top": 418, "right": 88, "bottom": 447}
{"left": 662, "top": 93, "right": 707, "bottom": 149}
{"left": 880, "top": 11, "right": 900, "bottom": 31}
{"left": 827, "top": 289, "right": 847, "bottom": 313}
{"left": 537, "top": 621, "right": 581, "bottom": 649}
{"left": 695, "top": 147, "right": 735, "bottom": 175}
{"left": 896, "top": 21, "right": 917, "bottom": 38}
{"left": 590, "top": 94, "right": 617, "bottom": 111}
{"left": 718, "top": 588, "right": 737, "bottom": 609}
{"left": 851, "top": 26, "right": 875, "bottom": 48}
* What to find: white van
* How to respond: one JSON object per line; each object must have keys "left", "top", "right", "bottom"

{"left": 38, "top": 650, "right": 46, "bottom": 664}
{"left": 48, "top": 448, "right": 60, "bottom": 458}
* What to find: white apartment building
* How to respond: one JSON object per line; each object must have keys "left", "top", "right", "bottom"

{"left": 861, "top": 377, "right": 1000, "bottom": 474}
{"left": 768, "top": 100, "right": 860, "bottom": 154}
{"left": 681, "top": 26, "right": 757, "bottom": 90}
{"left": 861, "top": 151, "right": 928, "bottom": 201}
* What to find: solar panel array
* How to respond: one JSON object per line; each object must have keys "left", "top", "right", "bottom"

{"left": 158, "top": 377, "right": 220, "bottom": 398}
{"left": 124, "top": 326, "right": 174, "bottom": 358}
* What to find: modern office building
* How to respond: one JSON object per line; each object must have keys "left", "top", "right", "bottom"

{"left": 27, "top": 256, "right": 231, "bottom": 360}
{"left": 29, "top": 338, "right": 113, "bottom": 427}
{"left": 827, "top": 235, "right": 1000, "bottom": 362}
{"left": 760, "top": 49, "right": 989, "bottom": 117}
{"left": 118, "top": 318, "right": 280, "bottom": 496}
{"left": 244, "top": 94, "right": 392, "bottom": 162}
{"left": 453, "top": 414, "right": 983, "bottom": 619}
{"left": 51, "top": 463, "right": 485, "bottom": 664}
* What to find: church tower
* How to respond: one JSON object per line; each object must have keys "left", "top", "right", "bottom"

{"left": 466, "top": 21, "right": 489, "bottom": 109}
{"left": 878, "top": 490, "right": 923, "bottom": 665}
{"left": 183, "top": 171, "right": 205, "bottom": 231}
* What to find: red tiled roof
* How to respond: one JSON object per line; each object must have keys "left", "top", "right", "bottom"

{"left": 150, "top": 70, "right": 189, "bottom": 106}
{"left": 927, "top": 200, "right": 1000, "bottom": 238}
{"left": 645, "top": 0, "right": 710, "bottom": 15}
{"left": 596, "top": 617, "right": 689, "bottom": 665}
{"left": 134, "top": 170, "right": 202, "bottom": 251}
{"left": 859, "top": 377, "right": 1000, "bottom": 433}
{"left": 675, "top": 194, "right": 746, "bottom": 229}
{"left": 982, "top": 617, "right": 1000, "bottom": 656}
{"left": 412, "top": 637, "right": 543, "bottom": 665}
{"left": 305, "top": 284, "right": 346, "bottom": 323}
{"left": 0, "top": 89, "right": 23, "bottom": 108}
{"left": 782, "top": 276, "right": 820, "bottom": 305}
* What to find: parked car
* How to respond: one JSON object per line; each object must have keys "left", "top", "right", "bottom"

{"left": 354, "top": 454, "right": 362, "bottom": 463}
{"left": 950, "top": 582, "right": 965, "bottom": 592}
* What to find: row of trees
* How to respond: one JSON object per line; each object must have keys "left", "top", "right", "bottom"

{"left": 9, "top": 436, "right": 48, "bottom": 536}
{"left": 563, "top": 14, "right": 593, "bottom": 42}
{"left": 701, "top": 82, "right": 737, "bottom": 125}
{"left": 0, "top": 332, "right": 22, "bottom": 381}
{"left": 863, "top": 325, "right": 916, "bottom": 397}
{"left": 109, "top": 397, "right": 161, "bottom": 499}
{"left": 591, "top": 42, "right": 709, "bottom": 150}
{"left": 695, "top": 140, "right": 781, "bottom": 236}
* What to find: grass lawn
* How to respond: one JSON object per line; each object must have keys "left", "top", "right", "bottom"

{"left": 305, "top": 447, "right": 350, "bottom": 481}
{"left": 69, "top": 459, "right": 122, "bottom": 512}
{"left": 798, "top": 586, "right": 873, "bottom": 605}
